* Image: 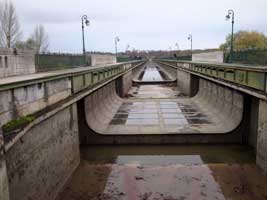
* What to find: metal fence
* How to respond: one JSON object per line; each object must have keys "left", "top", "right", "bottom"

{"left": 35, "top": 53, "right": 86, "bottom": 72}
{"left": 224, "top": 49, "right": 267, "bottom": 66}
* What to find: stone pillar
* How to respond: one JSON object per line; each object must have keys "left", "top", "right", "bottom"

{"left": 121, "top": 69, "right": 133, "bottom": 97}
{"left": 256, "top": 99, "right": 267, "bottom": 173}
{"left": 0, "top": 136, "right": 10, "bottom": 200}
{"left": 177, "top": 69, "right": 198, "bottom": 97}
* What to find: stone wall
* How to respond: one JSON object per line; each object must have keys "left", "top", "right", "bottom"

{"left": 89, "top": 53, "right": 116, "bottom": 66}
{"left": 192, "top": 51, "right": 224, "bottom": 63}
{"left": 0, "top": 48, "right": 35, "bottom": 78}
{"left": 0, "top": 135, "right": 9, "bottom": 200}
{"left": 5, "top": 104, "right": 80, "bottom": 200}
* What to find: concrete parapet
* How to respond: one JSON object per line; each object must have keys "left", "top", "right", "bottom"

{"left": 0, "top": 48, "right": 35, "bottom": 78}
{"left": 0, "top": 78, "right": 72, "bottom": 129}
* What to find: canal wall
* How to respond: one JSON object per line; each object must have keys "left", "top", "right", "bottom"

{"left": 192, "top": 78, "right": 244, "bottom": 133}
{"left": 4, "top": 104, "right": 80, "bottom": 200}
{"left": 79, "top": 75, "right": 248, "bottom": 144}
{"left": 0, "top": 136, "right": 9, "bottom": 200}
{"left": 257, "top": 100, "right": 267, "bottom": 172}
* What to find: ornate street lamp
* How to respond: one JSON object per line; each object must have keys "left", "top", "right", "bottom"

{"left": 81, "top": 15, "right": 90, "bottom": 55}
{"left": 188, "top": 34, "right": 193, "bottom": 57}
{"left": 115, "top": 36, "right": 120, "bottom": 56}
{"left": 225, "top": 9, "right": 235, "bottom": 63}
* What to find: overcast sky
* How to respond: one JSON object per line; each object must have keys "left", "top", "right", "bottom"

{"left": 11, "top": 0, "right": 267, "bottom": 53}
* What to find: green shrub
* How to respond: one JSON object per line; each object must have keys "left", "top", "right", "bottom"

{"left": 2, "top": 115, "right": 35, "bottom": 133}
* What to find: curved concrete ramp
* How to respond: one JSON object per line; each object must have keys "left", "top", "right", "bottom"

{"left": 191, "top": 79, "right": 243, "bottom": 133}
{"left": 82, "top": 78, "right": 244, "bottom": 138}
{"left": 84, "top": 81, "right": 123, "bottom": 133}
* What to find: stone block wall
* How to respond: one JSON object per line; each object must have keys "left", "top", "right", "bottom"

{"left": 0, "top": 48, "right": 35, "bottom": 78}
{"left": 192, "top": 51, "right": 224, "bottom": 63}
{"left": 5, "top": 104, "right": 80, "bottom": 200}
{"left": 89, "top": 53, "right": 116, "bottom": 66}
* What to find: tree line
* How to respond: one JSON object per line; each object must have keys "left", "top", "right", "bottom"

{"left": 220, "top": 31, "right": 267, "bottom": 51}
{"left": 0, "top": 0, "right": 49, "bottom": 53}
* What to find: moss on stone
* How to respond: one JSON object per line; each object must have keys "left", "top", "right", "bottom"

{"left": 2, "top": 115, "right": 35, "bottom": 133}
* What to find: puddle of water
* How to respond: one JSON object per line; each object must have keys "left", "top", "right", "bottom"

{"left": 115, "top": 155, "right": 204, "bottom": 166}
{"left": 56, "top": 145, "right": 267, "bottom": 200}
{"left": 80, "top": 145, "right": 255, "bottom": 165}
{"left": 128, "top": 84, "right": 180, "bottom": 99}
{"left": 141, "top": 66, "right": 163, "bottom": 81}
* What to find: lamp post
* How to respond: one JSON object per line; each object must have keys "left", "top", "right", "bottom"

{"left": 264, "top": 36, "right": 266, "bottom": 66}
{"left": 115, "top": 36, "right": 120, "bottom": 56}
{"left": 175, "top": 43, "right": 180, "bottom": 58}
{"left": 188, "top": 34, "right": 193, "bottom": 58}
{"left": 225, "top": 9, "right": 235, "bottom": 63}
{"left": 126, "top": 44, "right": 130, "bottom": 52}
{"left": 81, "top": 15, "right": 90, "bottom": 55}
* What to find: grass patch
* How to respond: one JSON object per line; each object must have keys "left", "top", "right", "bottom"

{"left": 2, "top": 115, "right": 35, "bottom": 133}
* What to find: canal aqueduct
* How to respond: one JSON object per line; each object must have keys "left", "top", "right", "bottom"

{"left": 0, "top": 51, "right": 267, "bottom": 200}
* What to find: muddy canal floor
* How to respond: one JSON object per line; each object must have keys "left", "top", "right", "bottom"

{"left": 57, "top": 145, "right": 267, "bottom": 200}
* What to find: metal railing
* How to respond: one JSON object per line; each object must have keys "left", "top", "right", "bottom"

{"left": 157, "top": 59, "right": 267, "bottom": 93}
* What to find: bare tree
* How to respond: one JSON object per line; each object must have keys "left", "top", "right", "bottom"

{"left": 0, "top": 0, "right": 21, "bottom": 48}
{"left": 31, "top": 24, "right": 49, "bottom": 53}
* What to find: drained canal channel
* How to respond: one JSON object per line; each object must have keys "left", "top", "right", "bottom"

{"left": 55, "top": 62, "right": 267, "bottom": 200}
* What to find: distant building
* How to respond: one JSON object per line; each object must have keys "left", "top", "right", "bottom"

{"left": 0, "top": 48, "right": 35, "bottom": 78}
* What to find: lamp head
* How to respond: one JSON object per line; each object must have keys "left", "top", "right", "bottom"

{"left": 225, "top": 14, "right": 230, "bottom": 20}
{"left": 85, "top": 19, "right": 90, "bottom": 26}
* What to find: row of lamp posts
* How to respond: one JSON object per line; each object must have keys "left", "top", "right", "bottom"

{"left": 173, "top": 10, "right": 235, "bottom": 62}
{"left": 82, "top": 10, "right": 238, "bottom": 64}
